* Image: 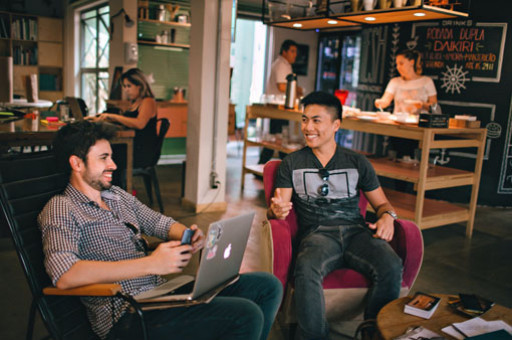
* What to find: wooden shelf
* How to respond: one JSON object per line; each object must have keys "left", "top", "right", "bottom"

{"left": 138, "top": 18, "right": 191, "bottom": 28}
{"left": 0, "top": 13, "right": 63, "bottom": 101}
{"left": 369, "top": 157, "right": 474, "bottom": 189}
{"left": 264, "top": 2, "right": 468, "bottom": 31}
{"left": 244, "top": 164, "right": 265, "bottom": 177}
{"left": 246, "top": 137, "right": 303, "bottom": 154}
{"left": 378, "top": 188, "right": 469, "bottom": 229}
{"left": 138, "top": 40, "right": 190, "bottom": 49}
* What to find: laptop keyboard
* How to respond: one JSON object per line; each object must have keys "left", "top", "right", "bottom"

{"left": 166, "top": 280, "right": 195, "bottom": 295}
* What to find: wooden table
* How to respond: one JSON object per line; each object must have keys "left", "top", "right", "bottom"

{"left": 377, "top": 294, "right": 512, "bottom": 339}
{"left": 342, "top": 117, "right": 486, "bottom": 238}
{"left": 0, "top": 119, "right": 135, "bottom": 193}
{"left": 1, "top": 98, "right": 53, "bottom": 109}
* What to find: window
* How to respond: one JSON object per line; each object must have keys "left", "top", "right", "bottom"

{"left": 80, "top": 5, "right": 109, "bottom": 114}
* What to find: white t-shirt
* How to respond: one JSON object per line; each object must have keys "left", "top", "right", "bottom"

{"left": 266, "top": 55, "right": 293, "bottom": 96}
{"left": 384, "top": 76, "right": 437, "bottom": 113}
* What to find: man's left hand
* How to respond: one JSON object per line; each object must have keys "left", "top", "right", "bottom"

{"left": 189, "top": 224, "right": 205, "bottom": 253}
{"left": 368, "top": 214, "right": 394, "bottom": 241}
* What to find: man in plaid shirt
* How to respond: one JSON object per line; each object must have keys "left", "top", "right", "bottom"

{"left": 38, "top": 121, "right": 282, "bottom": 340}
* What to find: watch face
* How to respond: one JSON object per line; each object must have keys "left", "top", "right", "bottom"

{"left": 386, "top": 211, "right": 397, "bottom": 219}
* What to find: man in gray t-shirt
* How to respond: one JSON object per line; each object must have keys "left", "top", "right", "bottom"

{"left": 268, "top": 92, "right": 402, "bottom": 340}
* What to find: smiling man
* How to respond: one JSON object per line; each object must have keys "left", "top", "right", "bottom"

{"left": 38, "top": 121, "right": 282, "bottom": 340}
{"left": 267, "top": 91, "right": 403, "bottom": 340}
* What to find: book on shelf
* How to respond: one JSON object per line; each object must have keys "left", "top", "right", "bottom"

{"left": 404, "top": 292, "right": 441, "bottom": 319}
{"left": 0, "top": 17, "right": 8, "bottom": 38}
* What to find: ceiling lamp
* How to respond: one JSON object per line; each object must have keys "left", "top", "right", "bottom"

{"left": 262, "top": 0, "right": 469, "bottom": 30}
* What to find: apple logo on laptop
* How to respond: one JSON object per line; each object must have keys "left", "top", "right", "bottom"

{"left": 223, "top": 244, "right": 232, "bottom": 259}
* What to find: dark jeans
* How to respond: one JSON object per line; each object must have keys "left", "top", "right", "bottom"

{"left": 107, "top": 272, "right": 282, "bottom": 340}
{"left": 294, "top": 225, "right": 403, "bottom": 340}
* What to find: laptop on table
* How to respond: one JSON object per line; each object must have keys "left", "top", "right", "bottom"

{"left": 133, "top": 212, "right": 255, "bottom": 308}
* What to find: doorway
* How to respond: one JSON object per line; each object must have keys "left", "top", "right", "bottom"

{"left": 230, "top": 18, "right": 268, "bottom": 131}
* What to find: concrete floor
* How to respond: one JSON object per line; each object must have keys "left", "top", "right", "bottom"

{"left": 1, "top": 141, "right": 511, "bottom": 339}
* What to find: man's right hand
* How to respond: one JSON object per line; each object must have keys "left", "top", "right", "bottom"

{"left": 149, "top": 240, "right": 193, "bottom": 275}
{"left": 270, "top": 188, "right": 293, "bottom": 220}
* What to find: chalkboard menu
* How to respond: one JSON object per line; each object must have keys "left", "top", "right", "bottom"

{"left": 414, "top": 21, "right": 507, "bottom": 87}
{"left": 349, "top": 18, "right": 511, "bottom": 206}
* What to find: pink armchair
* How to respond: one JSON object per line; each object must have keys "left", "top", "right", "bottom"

{"left": 263, "top": 160, "right": 423, "bottom": 337}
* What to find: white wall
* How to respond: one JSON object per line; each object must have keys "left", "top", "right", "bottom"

{"left": 268, "top": 27, "right": 319, "bottom": 95}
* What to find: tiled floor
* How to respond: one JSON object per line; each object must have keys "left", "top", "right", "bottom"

{"left": 1, "top": 141, "right": 511, "bottom": 339}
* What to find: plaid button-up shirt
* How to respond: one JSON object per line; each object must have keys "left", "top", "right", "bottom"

{"left": 38, "top": 184, "right": 177, "bottom": 339}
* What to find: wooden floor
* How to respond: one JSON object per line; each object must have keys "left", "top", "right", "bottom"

{"left": 1, "top": 141, "right": 511, "bottom": 340}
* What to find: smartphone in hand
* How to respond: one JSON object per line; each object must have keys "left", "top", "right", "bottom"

{"left": 180, "top": 229, "right": 194, "bottom": 245}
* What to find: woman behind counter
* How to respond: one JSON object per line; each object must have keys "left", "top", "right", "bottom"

{"left": 375, "top": 49, "right": 438, "bottom": 159}
{"left": 93, "top": 68, "right": 158, "bottom": 187}
{"left": 375, "top": 49, "right": 437, "bottom": 115}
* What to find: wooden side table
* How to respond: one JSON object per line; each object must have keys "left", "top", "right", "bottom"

{"left": 377, "top": 294, "right": 512, "bottom": 340}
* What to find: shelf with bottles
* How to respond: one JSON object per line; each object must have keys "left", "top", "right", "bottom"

{"left": 137, "top": 3, "right": 191, "bottom": 49}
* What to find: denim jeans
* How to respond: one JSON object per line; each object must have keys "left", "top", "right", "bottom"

{"left": 108, "top": 272, "right": 282, "bottom": 340}
{"left": 294, "top": 225, "right": 403, "bottom": 340}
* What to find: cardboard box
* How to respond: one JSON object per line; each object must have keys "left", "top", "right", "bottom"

{"left": 448, "top": 118, "right": 481, "bottom": 128}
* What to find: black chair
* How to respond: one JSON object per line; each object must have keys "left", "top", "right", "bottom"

{"left": 0, "top": 151, "right": 147, "bottom": 340}
{"left": 133, "top": 118, "right": 170, "bottom": 213}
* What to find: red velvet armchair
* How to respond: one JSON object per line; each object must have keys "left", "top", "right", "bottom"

{"left": 263, "top": 160, "right": 424, "bottom": 337}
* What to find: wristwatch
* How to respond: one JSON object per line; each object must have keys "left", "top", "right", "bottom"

{"left": 383, "top": 210, "right": 398, "bottom": 220}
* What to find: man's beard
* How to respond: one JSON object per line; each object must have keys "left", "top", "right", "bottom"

{"left": 85, "top": 171, "right": 113, "bottom": 191}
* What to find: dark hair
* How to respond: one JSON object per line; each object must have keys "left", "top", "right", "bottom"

{"left": 301, "top": 91, "right": 343, "bottom": 121}
{"left": 280, "top": 39, "right": 298, "bottom": 55}
{"left": 53, "top": 121, "right": 117, "bottom": 175}
{"left": 120, "top": 68, "right": 155, "bottom": 99}
{"left": 397, "top": 49, "right": 423, "bottom": 74}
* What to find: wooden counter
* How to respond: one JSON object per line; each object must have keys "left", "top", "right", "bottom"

{"left": 242, "top": 105, "right": 487, "bottom": 238}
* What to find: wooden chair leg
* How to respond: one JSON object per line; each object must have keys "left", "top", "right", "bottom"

{"left": 142, "top": 172, "right": 153, "bottom": 206}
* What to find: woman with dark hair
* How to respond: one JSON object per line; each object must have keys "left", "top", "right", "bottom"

{"left": 375, "top": 49, "right": 437, "bottom": 115}
{"left": 375, "top": 50, "right": 438, "bottom": 159}
{"left": 91, "top": 68, "right": 158, "bottom": 186}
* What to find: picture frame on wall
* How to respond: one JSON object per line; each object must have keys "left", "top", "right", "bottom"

{"left": 293, "top": 44, "right": 309, "bottom": 76}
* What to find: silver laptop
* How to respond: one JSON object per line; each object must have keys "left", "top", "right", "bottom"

{"left": 133, "top": 212, "right": 255, "bottom": 303}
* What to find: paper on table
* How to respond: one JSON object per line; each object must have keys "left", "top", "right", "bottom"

{"left": 442, "top": 317, "right": 512, "bottom": 339}
{"left": 394, "top": 326, "right": 445, "bottom": 339}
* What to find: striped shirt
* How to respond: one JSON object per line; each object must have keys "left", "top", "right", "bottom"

{"left": 38, "top": 184, "right": 177, "bottom": 339}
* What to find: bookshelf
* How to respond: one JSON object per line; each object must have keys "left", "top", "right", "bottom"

{"left": 0, "top": 12, "right": 63, "bottom": 103}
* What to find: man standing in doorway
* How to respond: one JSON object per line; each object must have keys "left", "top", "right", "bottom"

{"left": 259, "top": 39, "right": 303, "bottom": 165}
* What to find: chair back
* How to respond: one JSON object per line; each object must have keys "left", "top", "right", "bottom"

{"left": 150, "top": 118, "right": 170, "bottom": 167}
{"left": 0, "top": 152, "right": 98, "bottom": 339}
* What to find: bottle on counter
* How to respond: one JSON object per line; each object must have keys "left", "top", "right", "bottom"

{"left": 285, "top": 73, "right": 297, "bottom": 109}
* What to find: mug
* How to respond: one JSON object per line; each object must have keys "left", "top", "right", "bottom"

{"left": 363, "top": 0, "right": 377, "bottom": 10}
{"left": 393, "top": 0, "right": 407, "bottom": 7}
{"left": 379, "top": 0, "right": 392, "bottom": 9}
{"left": 351, "top": 0, "right": 363, "bottom": 12}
